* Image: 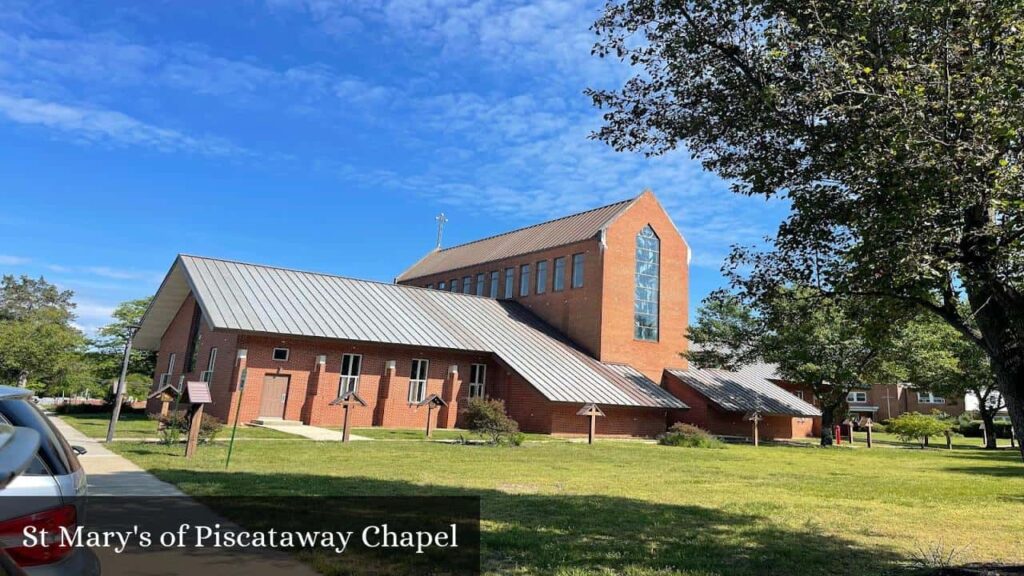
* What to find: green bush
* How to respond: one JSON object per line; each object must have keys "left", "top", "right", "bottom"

{"left": 869, "top": 422, "right": 887, "bottom": 434}
{"left": 887, "top": 412, "right": 953, "bottom": 448}
{"left": 658, "top": 423, "right": 724, "bottom": 448}
{"left": 956, "top": 419, "right": 1013, "bottom": 438}
{"left": 156, "top": 412, "right": 224, "bottom": 445}
{"left": 462, "top": 398, "right": 521, "bottom": 445}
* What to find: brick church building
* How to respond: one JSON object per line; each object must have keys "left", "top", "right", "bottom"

{"left": 136, "top": 191, "right": 818, "bottom": 438}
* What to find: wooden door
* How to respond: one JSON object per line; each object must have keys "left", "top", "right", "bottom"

{"left": 259, "top": 374, "right": 290, "bottom": 418}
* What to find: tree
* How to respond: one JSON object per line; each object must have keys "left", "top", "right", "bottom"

{"left": 93, "top": 297, "right": 155, "bottom": 380}
{"left": 589, "top": 0, "right": 1024, "bottom": 460}
{"left": 898, "top": 316, "right": 1005, "bottom": 449}
{"left": 888, "top": 412, "right": 954, "bottom": 449}
{"left": 688, "top": 288, "right": 907, "bottom": 445}
{"left": 0, "top": 276, "right": 85, "bottom": 389}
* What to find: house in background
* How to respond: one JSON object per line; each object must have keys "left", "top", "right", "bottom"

{"left": 845, "top": 384, "right": 965, "bottom": 421}
{"left": 134, "top": 191, "right": 695, "bottom": 437}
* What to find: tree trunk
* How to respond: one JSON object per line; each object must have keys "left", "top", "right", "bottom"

{"left": 979, "top": 408, "right": 999, "bottom": 450}
{"left": 820, "top": 403, "right": 838, "bottom": 446}
{"left": 993, "top": 363, "right": 1024, "bottom": 461}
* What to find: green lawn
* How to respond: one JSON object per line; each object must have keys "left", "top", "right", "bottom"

{"left": 108, "top": 435, "right": 1024, "bottom": 576}
{"left": 60, "top": 412, "right": 294, "bottom": 440}
{"left": 352, "top": 427, "right": 566, "bottom": 442}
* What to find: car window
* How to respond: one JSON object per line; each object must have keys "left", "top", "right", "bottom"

{"left": 0, "top": 400, "right": 80, "bottom": 476}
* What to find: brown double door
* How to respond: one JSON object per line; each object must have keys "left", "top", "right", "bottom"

{"left": 259, "top": 374, "right": 290, "bottom": 418}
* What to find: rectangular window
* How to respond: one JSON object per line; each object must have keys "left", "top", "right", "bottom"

{"left": 571, "top": 253, "right": 585, "bottom": 289}
{"left": 201, "top": 348, "right": 218, "bottom": 383}
{"left": 408, "top": 359, "right": 429, "bottom": 403}
{"left": 634, "top": 226, "right": 660, "bottom": 341}
{"left": 503, "top": 268, "right": 514, "bottom": 299}
{"left": 160, "top": 352, "right": 177, "bottom": 387}
{"left": 536, "top": 260, "right": 548, "bottom": 294}
{"left": 185, "top": 305, "right": 203, "bottom": 373}
{"left": 426, "top": 284, "right": 434, "bottom": 290}
{"left": 339, "top": 354, "right": 362, "bottom": 396}
{"left": 463, "top": 276, "right": 473, "bottom": 294}
{"left": 847, "top": 391, "right": 867, "bottom": 403}
{"left": 519, "top": 264, "right": 531, "bottom": 297}
{"left": 439, "top": 281, "right": 446, "bottom": 290}
{"left": 273, "top": 348, "right": 289, "bottom": 362}
{"left": 450, "top": 279, "right": 459, "bottom": 292}
{"left": 917, "top": 392, "right": 945, "bottom": 404}
{"left": 489, "top": 271, "right": 499, "bottom": 298}
{"left": 553, "top": 257, "right": 566, "bottom": 292}
{"left": 476, "top": 273, "right": 485, "bottom": 296}
{"left": 468, "top": 364, "right": 486, "bottom": 399}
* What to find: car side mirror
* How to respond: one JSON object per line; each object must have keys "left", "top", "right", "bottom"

{"left": 71, "top": 445, "right": 87, "bottom": 456}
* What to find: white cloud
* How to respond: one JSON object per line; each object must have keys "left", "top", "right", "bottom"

{"left": 0, "top": 92, "right": 250, "bottom": 156}
{"left": 0, "top": 254, "right": 31, "bottom": 266}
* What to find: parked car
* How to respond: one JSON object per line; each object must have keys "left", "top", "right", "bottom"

{"left": 0, "top": 386, "right": 100, "bottom": 575}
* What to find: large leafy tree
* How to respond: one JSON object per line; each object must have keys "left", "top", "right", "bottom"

{"left": 92, "top": 297, "right": 155, "bottom": 380}
{"left": 589, "top": 0, "right": 1024, "bottom": 460}
{"left": 688, "top": 289, "right": 907, "bottom": 445}
{"left": 898, "top": 315, "right": 1005, "bottom": 449}
{"left": 0, "top": 275, "right": 85, "bottom": 389}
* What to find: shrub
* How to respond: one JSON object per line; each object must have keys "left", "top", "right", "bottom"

{"left": 156, "top": 412, "right": 224, "bottom": 445}
{"left": 461, "top": 398, "right": 520, "bottom": 445}
{"left": 658, "top": 423, "right": 724, "bottom": 448}
{"left": 887, "top": 412, "right": 953, "bottom": 448}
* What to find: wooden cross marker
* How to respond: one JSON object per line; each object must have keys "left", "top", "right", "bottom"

{"left": 745, "top": 411, "right": 763, "bottom": 447}
{"left": 330, "top": 391, "right": 367, "bottom": 443}
{"left": 577, "top": 404, "right": 605, "bottom": 445}
{"left": 864, "top": 419, "right": 874, "bottom": 448}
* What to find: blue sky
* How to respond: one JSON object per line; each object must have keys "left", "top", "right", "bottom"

{"left": 0, "top": 0, "right": 787, "bottom": 335}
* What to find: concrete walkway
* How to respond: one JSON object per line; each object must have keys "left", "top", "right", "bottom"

{"left": 50, "top": 415, "right": 185, "bottom": 497}
{"left": 49, "top": 415, "right": 319, "bottom": 575}
{"left": 253, "top": 421, "right": 372, "bottom": 441}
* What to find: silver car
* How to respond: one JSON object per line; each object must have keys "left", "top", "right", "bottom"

{"left": 0, "top": 386, "right": 100, "bottom": 575}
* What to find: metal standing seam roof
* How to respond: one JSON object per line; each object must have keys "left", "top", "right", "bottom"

{"left": 667, "top": 367, "right": 821, "bottom": 417}
{"left": 395, "top": 196, "right": 640, "bottom": 281}
{"left": 136, "top": 255, "right": 686, "bottom": 410}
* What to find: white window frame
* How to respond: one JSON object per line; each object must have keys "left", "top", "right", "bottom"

{"left": 519, "top": 264, "right": 531, "bottom": 297}
{"left": 489, "top": 271, "right": 499, "bottom": 298}
{"left": 439, "top": 281, "right": 446, "bottom": 290}
{"left": 159, "top": 353, "right": 177, "bottom": 387}
{"left": 794, "top": 390, "right": 804, "bottom": 400}
{"left": 201, "top": 347, "right": 218, "bottom": 383}
{"left": 917, "top": 391, "right": 945, "bottom": 404}
{"left": 503, "top": 268, "right": 514, "bottom": 299}
{"left": 272, "top": 348, "right": 290, "bottom": 362}
{"left": 468, "top": 364, "right": 486, "bottom": 399}
{"left": 847, "top": 391, "right": 868, "bottom": 403}
{"left": 571, "top": 253, "right": 585, "bottom": 289}
{"left": 408, "top": 359, "right": 429, "bottom": 404}
{"left": 553, "top": 257, "right": 566, "bottom": 292}
{"left": 475, "top": 273, "right": 486, "bottom": 296}
{"left": 339, "top": 353, "right": 362, "bottom": 396}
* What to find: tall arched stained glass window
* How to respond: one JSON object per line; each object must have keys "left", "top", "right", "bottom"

{"left": 635, "top": 225, "right": 660, "bottom": 341}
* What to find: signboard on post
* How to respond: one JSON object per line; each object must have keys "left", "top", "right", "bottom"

{"left": 182, "top": 381, "right": 212, "bottom": 459}
{"left": 330, "top": 391, "right": 368, "bottom": 443}
{"left": 418, "top": 395, "right": 448, "bottom": 438}
{"left": 147, "top": 383, "right": 180, "bottom": 421}
{"left": 577, "top": 403, "right": 605, "bottom": 445}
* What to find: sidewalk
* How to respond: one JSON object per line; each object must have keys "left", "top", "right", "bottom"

{"left": 50, "top": 415, "right": 184, "bottom": 496}
{"left": 49, "top": 415, "right": 320, "bottom": 575}
{"left": 253, "top": 421, "right": 371, "bottom": 441}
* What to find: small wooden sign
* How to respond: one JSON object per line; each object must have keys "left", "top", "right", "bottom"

{"left": 577, "top": 403, "right": 605, "bottom": 445}
{"left": 419, "top": 395, "right": 447, "bottom": 438}
{"left": 184, "top": 381, "right": 213, "bottom": 404}
{"left": 331, "top": 391, "right": 367, "bottom": 443}
{"left": 147, "top": 383, "right": 180, "bottom": 401}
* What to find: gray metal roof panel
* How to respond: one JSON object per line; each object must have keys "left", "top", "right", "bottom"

{"left": 667, "top": 367, "right": 821, "bottom": 417}
{"left": 396, "top": 196, "right": 639, "bottom": 281}
{"left": 162, "top": 255, "right": 684, "bottom": 409}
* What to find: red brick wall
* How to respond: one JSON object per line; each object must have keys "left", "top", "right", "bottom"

{"left": 398, "top": 238, "right": 606, "bottom": 358}
{"left": 601, "top": 191, "right": 690, "bottom": 382}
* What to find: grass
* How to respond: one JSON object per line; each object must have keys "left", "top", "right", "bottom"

{"left": 352, "top": 427, "right": 565, "bottom": 442}
{"left": 59, "top": 412, "right": 294, "bottom": 440}
{"left": 108, "top": 434, "right": 1024, "bottom": 576}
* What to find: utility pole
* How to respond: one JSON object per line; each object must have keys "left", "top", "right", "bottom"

{"left": 105, "top": 325, "right": 139, "bottom": 443}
